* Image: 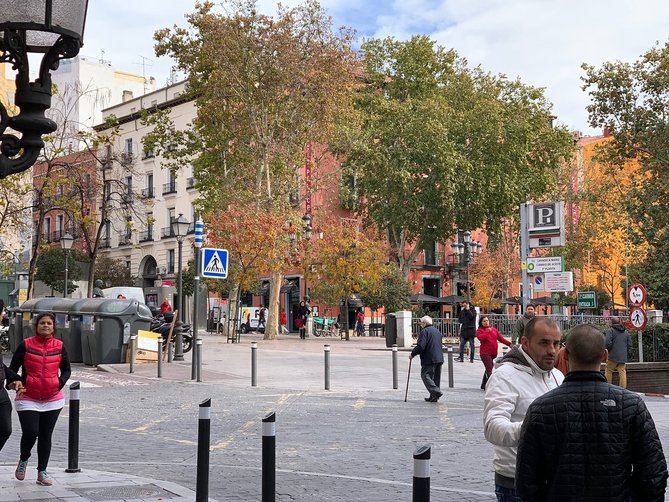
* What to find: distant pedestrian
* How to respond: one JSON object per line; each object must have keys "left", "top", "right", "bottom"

{"left": 355, "top": 308, "right": 365, "bottom": 336}
{"left": 410, "top": 316, "right": 444, "bottom": 402}
{"left": 279, "top": 309, "right": 288, "bottom": 334}
{"left": 476, "top": 316, "right": 511, "bottom": 390}
{"left": 257, "top": 307, "right": 266, "bottom": 331}
{"left": 605, "top": 316, "right": 632, "bottom": 389}
{"left": 297, "top": 301, "right": 310, "bottom": 339}
{"left": 483, "top": 317, "right": 564, "bottom": 501}
{"left": 160, "top": 299, "right": 172, "bottom": 315}
{"left": 457, "top": 301, "right": 477, "bottom": 362}
{"left": 516, "top": 324, "right": 667, "bottom": 501}
{"left": 513, "top": 304, "right": 535, "bottom": 344}
{"left": 10, "top": 313, "right": 71, "bottom": 486}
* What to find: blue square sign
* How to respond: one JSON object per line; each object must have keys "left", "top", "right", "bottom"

{"left": 201, "top": 248, "right": 228, "bottom": 279}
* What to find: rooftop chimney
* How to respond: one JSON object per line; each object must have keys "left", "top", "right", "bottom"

{"left": 122, "top": 90, "right": 134, "bottom": 103}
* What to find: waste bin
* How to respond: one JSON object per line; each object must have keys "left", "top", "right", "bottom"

{"left": 50, "top": 298, "right": 83, "bottom": 363}
{"left": 75, "top": 298, "right": 153, "bottom": 366}
{"left": 13, "top": 298, "right": 65, "bottom": 351}
{"left": 7, "top": 307, "right": 20, "bottom": 353}
{"left": 385, "top": 313, "right": 397, "bottom": 347}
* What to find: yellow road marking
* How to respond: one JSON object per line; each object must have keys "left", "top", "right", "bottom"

{"left": 353, "top": 398, "right": 365, "bottom": 410}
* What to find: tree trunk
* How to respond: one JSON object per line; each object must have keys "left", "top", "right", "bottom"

{"left": 86, "top": 253, "right": 96, "bottom": 298}
{"left": 226, "top": 283, "right": 239, "bottom": 338}
{"left": 264, "top": 270, "right": 281, "bottom": 340}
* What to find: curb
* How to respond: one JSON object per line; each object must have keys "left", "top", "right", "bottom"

{"left": 96, "top": 364, "right": 121, "bottom": 374}
{"left": 643, "top": 392, "right": 669, "bottom": 398}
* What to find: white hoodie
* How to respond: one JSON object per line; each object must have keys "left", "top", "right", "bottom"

{"left": 483, "top": 345, "right": 564, "bottom": 480}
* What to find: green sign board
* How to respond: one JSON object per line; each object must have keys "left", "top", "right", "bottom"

{"left": 577, "top": 291, "right": 597, "bottom": 309}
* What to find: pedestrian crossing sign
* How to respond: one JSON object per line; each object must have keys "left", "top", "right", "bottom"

{"left": 201, "top": 248, "right": 228, "bottom": 279}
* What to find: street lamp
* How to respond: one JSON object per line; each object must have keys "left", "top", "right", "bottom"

{"left": 60, "top": 233, "right": 74, "bottom": 298}
{"left": 0, "top": 1, "right": 89, "bottom": 179}
{"left": 451, "top": 231, "right": 484, "bottom": 301}
{"left": 171, "top": 213, "right": 190, "bottom": 361}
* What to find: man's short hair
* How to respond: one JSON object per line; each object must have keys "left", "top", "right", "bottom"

{"left": 420, "top": 315, "right": 433, "bottom": 326}
{"left": 524, "top": 316, "right": 560, "bottom": 340}
{"left": 566, "top": 324, "right": 605, "bottom": 365}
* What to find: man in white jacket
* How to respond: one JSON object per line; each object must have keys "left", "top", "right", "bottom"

{"left": 483, "top": 317, "right": 564, "bottom": 502}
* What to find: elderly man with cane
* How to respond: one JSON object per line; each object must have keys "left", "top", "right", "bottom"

{"left": 409, "top": 316, "right": 444, "bottom": 402}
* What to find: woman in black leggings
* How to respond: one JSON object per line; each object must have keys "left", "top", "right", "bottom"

{"left": 0, "top": 361, "right": 24, "bottom": 452}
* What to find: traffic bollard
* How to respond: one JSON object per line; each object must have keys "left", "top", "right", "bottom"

{"left": 392, "top": 344, "right": 398, "bottom": 390}
{"left": 324, "top": 344, "right": 331, "bottom": 390}
{"left": 157, "top": 338, "right": 163, "bottom": 378}
{"left": 251, "top": 342, "right": 258, "bottom": 387}
{"left": 413, "top": 445, "right": 431, "bottom": 502}
{"left": 447, "top": 348, "right": 454, "bottom": 388}
{"left": 262, "top": 411, "right": 276, "bottom": 502}
{"left": 196, "top": 339, "right": 203, "bottom": 382}
{"left": 129, "top": 334, "right": 137, "bottom": 374}
{"left": 65, "top": 382, "right": 81, "bottom": 473}
{"left": 167, "top": 339, "right": 174, "bottom": 363}
{"left": 196, "top": 398, "right": 211, "bottom": 502}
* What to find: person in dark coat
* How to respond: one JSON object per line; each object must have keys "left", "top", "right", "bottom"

{"left": 410, "top": 316, "right": 444, "bottom": 402}
{"left": 516, "top": 324, "right": 668, "bottom": 501}
{"left": 457, "top": 301, "right": 477, "bottom": 362}
{"left": 604, "top": 317, "right": 632, "bottom": 388}
{"left": 0, "top": 361, "right": 24, "bottom": 453}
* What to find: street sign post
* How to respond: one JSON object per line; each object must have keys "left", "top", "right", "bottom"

{"left": 628, "top": 284, "right": 647, "bottom": 307}
{"left": 544, "top": 271, "right": 574, "bottom": 293}
{"left": 577, "top": 291, "right": 597, "bottom": 309}
{"left": 526, "top": 257, "right": 564, "bottom": 273}
{"left": 201, "top": 248, "right": 229, "bottom": 279}
{"left": 629, "top": 307, "right": 647, "bottom": 331}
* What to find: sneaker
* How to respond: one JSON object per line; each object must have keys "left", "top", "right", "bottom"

{"left": 36, "top": 470, "right": 52, "bottom": 486}
{"left": 15, "top": 460, "right": 27, "bottom": 481}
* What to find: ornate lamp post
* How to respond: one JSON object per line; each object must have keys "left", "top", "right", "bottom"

{"left": 60, "top": 233, "right": 74, "bottom": 298}
{"left": 451, "top": 231, "right": 483, "bottom": 301}
{"left": 171, "top": 213, "right": 190, "bottom": 361}
{"left": 0, "top": 1, "right": 89, "bottom": 179}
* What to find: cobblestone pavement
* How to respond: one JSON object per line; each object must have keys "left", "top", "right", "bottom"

{"left": 3, "top": 333, "right": 669, "bottom": 501}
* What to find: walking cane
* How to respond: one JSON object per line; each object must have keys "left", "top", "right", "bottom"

{"left": 405, "top": 357, "right": 413, "bottom": 403}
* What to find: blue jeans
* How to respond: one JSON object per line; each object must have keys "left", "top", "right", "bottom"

{"left": 495, "top": 484, "right": 521, "bottom": 502}
{"left": 459, "top": 336, "right": 475, "bottom": 361}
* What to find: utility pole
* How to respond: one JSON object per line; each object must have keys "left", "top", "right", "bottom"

{"left": 520, "top": 203, "right": 531, "bottom": 311}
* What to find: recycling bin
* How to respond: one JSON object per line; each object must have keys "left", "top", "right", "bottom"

{"left": 74, "top": 298, "right": 153, "bottom": 366}
{"left": 13, "top": 298, "right": 64, "bottom": 352}
{"left": 50, "top": 298, "right": 83, "bottom": 363}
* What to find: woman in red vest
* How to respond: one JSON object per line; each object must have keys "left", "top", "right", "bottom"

{"left": 10, "top": 312, "right": 71, "bottom": 486}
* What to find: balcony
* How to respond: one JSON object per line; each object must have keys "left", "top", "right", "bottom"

{"left": 141, "top": 187, "right": 154, "bottom": 199}
{"left": 186, "top": 177, "right": 196, "bottom": 190}
{"left": 99, "top": 237, "right": 111, "bottom": 249}
{"left": 162, "top": 181, "right": 177, "bottom": 195}
{"left": 117, "top": 232, "right": 132, "bottom": 246}
{"left": 139, "top": 229, "right": 154, "bottom": 243}
{"left": 161, "top": 226, "right": 175, "bottom": 239}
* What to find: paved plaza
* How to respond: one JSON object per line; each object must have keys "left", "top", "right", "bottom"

{"left": 3, "top": 333, "right": 669, "bottom": 501}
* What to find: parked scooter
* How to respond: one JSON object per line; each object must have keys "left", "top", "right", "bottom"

{"left": 150, "top": 312, "right": 192, "bottom": 353}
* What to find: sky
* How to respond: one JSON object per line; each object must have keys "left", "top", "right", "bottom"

{"left": 82, "top": 0, "right": 669, "bottom": 134}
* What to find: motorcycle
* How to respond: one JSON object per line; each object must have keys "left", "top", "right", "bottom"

{"left": 150, "top": 313, "right": 192, "bottom": 353}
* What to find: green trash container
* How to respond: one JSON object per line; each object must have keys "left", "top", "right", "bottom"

{"left": 51, "top": 298, "right": 83, "bottom": 363}
{"left": 75, "top": 298, "right": 153, "bottom": 366}
{"left": 13, "top": 298, "right": 64, "bottom": 350}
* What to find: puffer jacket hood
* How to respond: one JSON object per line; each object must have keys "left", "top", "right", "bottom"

{"left": 611, "top": 323, "right": 626, "bottom": 332}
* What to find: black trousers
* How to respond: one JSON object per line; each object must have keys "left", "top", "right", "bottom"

{"left": 0, "top": 401, "right": 11, "bottom": 452}
{"left": 420, "top": 363, "right": 443, "bottom": 397}
{"left": 18, "top": 409, "right": 61, "bottom": 471}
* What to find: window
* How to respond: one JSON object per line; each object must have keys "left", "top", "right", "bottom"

{"left": 124, "top": 138, "right": 133, "bottom": 156}
{"left": 150, "top": 100, "right": 158, "bottom": 107}
{"left": 104, "top": 220, "right": 111, "bottom": 239}
{"left": 424, "top": 241, "right": 438, "bottom": 266}
{"left": 44, "top": 217, "right": 51, "bottom": 238}
{"left": 168, "top": 207, "right": 175, "bottom": 224}
{"left": 125, "top": 216, "right": 132, "bottom": 238}
{"left": 56, "top": 215, "right": 63, "bottom": 233}
{"left": 126, "top": 175, "right": 132, "bottom": 193}
{"left": 126, "top": 260, "right": 131, "bottom": 270}
{"left": 423, "top": 277, "right": 441, "bottom": 298}
{"left": 167, "top": 249, "right": 175, "bottom": 273}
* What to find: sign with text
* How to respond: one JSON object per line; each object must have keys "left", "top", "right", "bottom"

{"left": 544, "top": 271, "right": 574, "bottom": 292}
{"left": 526, "top": 257, "right": 564, "bottom": 273}
{"left": 527, "top": 201, "right": 566, "bottom": 248}
{"left": 577, "top": 291, "right": 597, "bottom": 309}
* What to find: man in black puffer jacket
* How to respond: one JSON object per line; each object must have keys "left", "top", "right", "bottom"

{"left": 516, "top": 324, "right": 667, "bottom": 501}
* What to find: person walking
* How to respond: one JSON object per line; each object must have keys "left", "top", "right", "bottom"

{"left": 516, "top": 324, "right": 667, "bottom": 501}
{"left": 0, "top": 361, "right": 24, "bottom": 453}
{"left": 257, "top": 306, "right": 266, "bottom": 331}
{"left": 10, "top": 312, "right": 71, "bottom": 486}
{"left": 604, "top": 317, "right": 632, "bottom": 388}
{"left": 279, "top": 309, "right": 288, "bottom": 334}
{"left": 355, "top": 308, "right": 365, "bottom": 336}
{"left": 483, "top": 317, "right": 564, "bottom": 501}
{"left": 476, "top": 316, "right": 511, "bottom": 390}
{"left": 159, "top": 299, "right": 172, "bottom": 315}
{"left": 297, "top": 301, "right": 310, "bottom": 339}
{"left": 410, "top": 316, "right": 444, "bottom": 402}
{"left": 457, "top": 301, "right": 477, "bottom": 362}
{"left": 513, "top": 304, "right": 535, "bottom": 344}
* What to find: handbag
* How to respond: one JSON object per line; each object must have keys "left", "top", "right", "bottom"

{"left": 295, "top": 318, "right": 305, "bottom": 329}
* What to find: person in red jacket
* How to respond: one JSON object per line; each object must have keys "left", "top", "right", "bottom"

{"left": 10, "top": 312, "right": 71, "bottom": 486}
{"left": 159, "top": 299, "right": 172, "bottom": 315}
{"left": 476, "top": 316, "right": 511, "bottom": 390}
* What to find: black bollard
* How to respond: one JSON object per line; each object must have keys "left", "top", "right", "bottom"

{"left": 167, "top": 337, "right": 174, "bottom": 363}
{"left": 129, "top": 334, "right": 137, "bottom": 374}
{"left": 324, "top": 344, "right": 331, "bottom": 390}
{"left": 262, "top": 411, "right": 276, "bottom": 502}
{"left": 65, "top": 381, "right": 81, "bottom": 473}
{"left": 251, "top": 342, "right": 258, "bottom": 387}
{"left": 196, "top": 398, "right": 211, "bottom": 502}
{"left": 157, "top": 337, "right": 163, "bottom": 378}
{"left": 413, "top": 445, "right": 431, "bottom": 502}
{"left": 196, "top": 339, "right": 203, "bottom": 382}
{"left": 392, "top": 344, "right": 398, "bottom": 390}
{"left": 447, "top": 348, "right": 454, "bottom": 388}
